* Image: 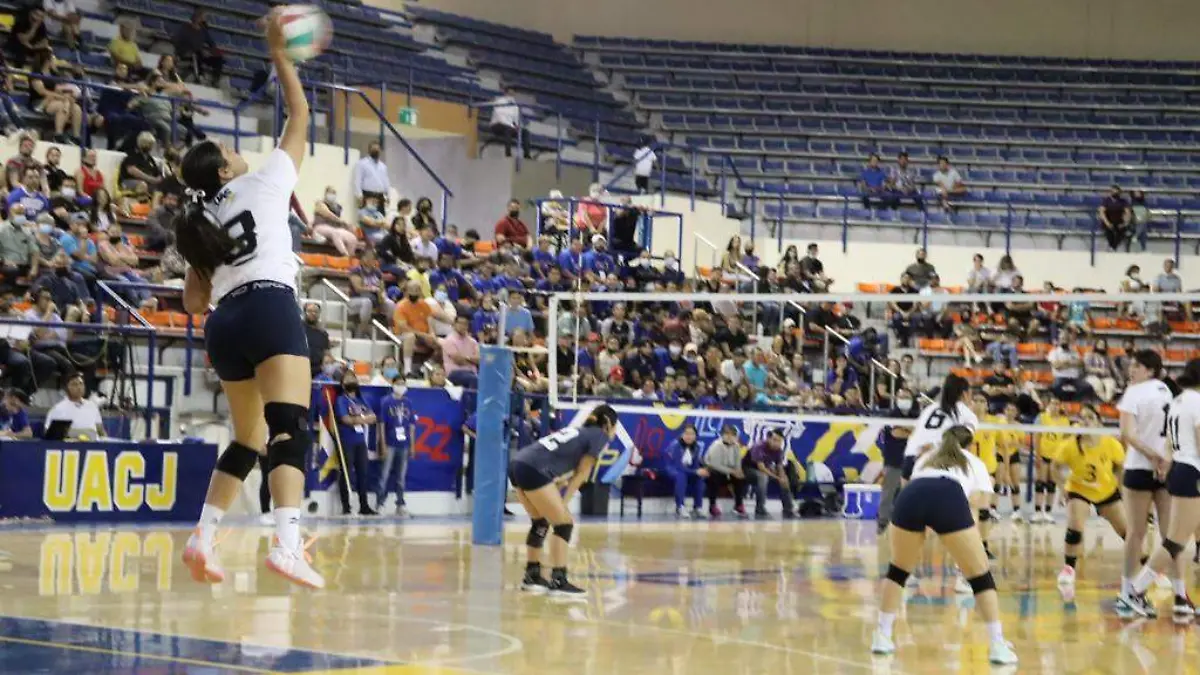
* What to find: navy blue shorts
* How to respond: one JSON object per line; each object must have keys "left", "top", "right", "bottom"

{"left": 205, "top": 281, "right": 309, "bottom": 382}
{"left": 1123, "top": 468, "right": 1165, "bottom": 493}
{"left": 891, "top": 477, "right": 976, "bottom": 535}
{"left": 1167, "top": 462, "right": 1200, "bottom": 498}
{"left": 508, "top": 460, "right": 553, "bottom": 491}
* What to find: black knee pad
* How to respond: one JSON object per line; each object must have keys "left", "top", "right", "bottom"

{"left": 978, "top": 509, "right": 992, "bottom": 523}
{"left": 265, "top": 402, "right": 311, "bottom": 473}
{"left": 215, "top": 441, "right": 260, "bottom": 480}
{"left": 552, "top": 522, "right": 574, "bottom": 543}
{"left": 1064, "top": 528, "right": 1083, "bottom": 545}
{"left": 885, "top": 563, "right": 910, "bottom": 588}
{"left": 1010, "top": 485, "right": 1020, "bottom": 497}
{"left": 967, "top": 571, "right": 997, "bottom": 595}
{"left": 1164, "top": 538, "right": 1185, "bottom": 560}
{"left": 527, "top": 518, "right": 549, "bottom": 548}
{"left": 1037, "top": 481, "right": 1050, "bottom": 495}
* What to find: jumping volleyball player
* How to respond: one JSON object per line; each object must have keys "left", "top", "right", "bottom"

{"left": 178, "top": 10, "right": 322, "bottom": 588}
{"left": 871, "top": 426, "right": 1017, "bottom": 665}
{"left": 1052, "top": 404, "right": 1128, "bottom": 601}
{"left": 1114, "top": 349, "right": 1175, "bottom": 618}
{"left": 508, "top": 404, "right": 619, "bottom": 597}
{"left": 1122, "top": 358, "right": 1200, "bottom": 622}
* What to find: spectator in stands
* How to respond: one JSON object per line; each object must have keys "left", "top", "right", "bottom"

{"left": 411, "top": 196, "right": 438, "bottom": 233}
{"left": 858, "top": 153, "right": 892, "bottom": 208}
{"left": 582, "top": 235, "right": 616, "bottom": 280}
{"left": 1085, "top": 338, "right": 1118, "bottom": 403}
{"left": 74, "top": 149, "right": 102, "bottom": 198}
{"left": 632, "top": 140, "right": 656, "bottom": 194}
{"left": 49, "top": 175, "right": 84, "bottom": 228}
{"left": 118, "top": 132, "right": 162, "bottom": 191}
{"left": 494, "top": 198, "right": 530, "bottom": 249}
{"left": 501, "top": 289, "right": 534, "bottom": 337}
{"left": 89, "top": 187, "right": 118, "bottom": 232}
{"left": 596, "top": 365, "right": 632, "bottom": 398}
{"left": 97, "top": 223, "right": 152, "bottom": 307}
{"left": 25, "top": 287, "right": 74, "bottom": 381}
{"left": 1155, "top": 258, "right": 1192, "bottom": 321}
{"left": 992, "top": 254, "right": 1020, "bottom": 293}
{"left": 394, "top": 279, "right": 449, "bottom": 376}
{"left": 986, "top": 327, "right": 1019, "bottom": 369}
{"left": 888, "top": 152, "right": 924, "bottom": 210}
{"left": 486, "top": 90, "right": 527, "bottom": 159}
{"left": 99, "top": 63, "right": 152, "bottom": 151}
{"left": 377, "top": 216, "right": 415, "bottom": 271}
{"left": 609, "top": 197, "right": 645, "bottom": 258}
{"left": 1005, "top": 275, "right": 1042, "bottom": 337}
{"left": 355, "top": 194, "right": 387, "bottom": 246}
{"left": 5, "top": 134, "right": 40, "bottom": 191}
{"left": 8, "top": 166, "right": 49, "bottom": 221}
{"left": 108, "top": 21, "right": 143, "bottom": 76}
{"left": 45, "top": 372, "right": 102, "bottom": 438}
{"left": 966, "top": 252, "right": 991, "bottom": 294}
{"left": 887, "top": 272, "right": 919, "bottom": 347}
{"left": 410, "top": 224, "right": 439, "bottom": 263}
{"left": 0, "top": 203, "right": 37, "bottom": 285}
{"left": 0, "top": 388, "right": 31, "bottom": 438}
{"left": 42, "top": 0, "right": 80, "bottom": 49}
{"left": 1048, "top": 339, "right": 1091, "bottom": 401}
{"left": 440, "top": 314, "right": 479, "bottom": 388}
{"left": 931, "top": 155, "right": 967, "bottom": 209}
{"left": 917, "top": 274, "right": 954, "bottom": 338}
{"left": 798, "top": 242, "right": 832, "bottom": 291}
{"left": 142, "top": 189, "right": 177, "bottom": 252}
{"left": 142, "top": 59, "right": 205, "bottom": 145}
{"left": 1120, "top": 264, "right": 1148, "bottom": 319}
{"left": 903, "top": 248, "right": 936, "bottom": 288}
{"left": 352, "top": 141, "right": 389, "bottom": 209}
{"left": 1099, "top": 184, "right": 1132, "bottom": 251}
{"left": 1129, "top": 190, "right": 1150, "bottom": 251}
{"left": 346, "top": 250, "right": 390, "bottom": 337}
{"left": 118, "top": 181, "right": 153, "bottom": 219}
{"left": 0, "top": 51, "right": 24, "bottom": 137}
{"left": 5, "top": 4, "right": 49, "bottom": 68}
{"left": 301, "top": 303, "right": 333, "bottom": 377}
{"left": 173, "top": 10, "right": 223, "bottom": 87}
{"left": 825, "top": 353, "right": 858, "bottom": 397}
{"left": 540, "top": 189, "right": 569, "bottom": 237}
{"left": 42, "top": 146, "right": 66, "bottom": 193}
{"left": 31, "top": 217, "right": 62, "bottom": 268}
{"left": 311, "top": 187, "right": 360, "bottom": 257}
{"left": 575, "top": 183, "right": 608, "bottom": 234}
{"left": 58, "top": 215, "right": 96, "bottom": 288}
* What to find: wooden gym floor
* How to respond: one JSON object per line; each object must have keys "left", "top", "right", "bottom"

{"left": 0, "top": 516, "right": 1193, "bottom": 674}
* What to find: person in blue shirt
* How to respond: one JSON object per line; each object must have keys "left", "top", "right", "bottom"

{"left": 435, "top": 232, "right": 463, "bottom": 261}
{"left": 428, "top": 252, "right": 475, "bottom": 304}
{"left": 58, "top": 218, "right": 99, "bottom": 282}
{"left": 470, "top": 262, "right": 503, "bottom": 296}
{"left": 858, "top": 153, "right": 895, "bottom": 209}
{"left": 0, "top": 388, "right": 31, "bottom": 438}
{"left": 582, "top": 235, "right": 616, "bottom": 279}
{"left": 743, "top": 350, "right": 770, "bottom": 394}
{"left": 494, "top": 259, "right": 528, "bottom": 293}
{"left": 7, "top": 167, "right": 50, "bottom": 220}
{"left": 502, "top": 289, "right": 534, "bottom": 336}
{"left": 334, "top": 370, "right": 378, "bottom": 516}
{"left": 557, "top": 237, "right": 584, "bottom": 279}
{"left": 471, "top": 293, "right": 500, "bottom": 336}
{"left": 531, "top": 236, "right": 556, "bottom": 279}
{"left": 376, "top": 375, "right": 416, "bottom": 517}
{"left": 643, "top": 424, "right": 705, "bottom": 518}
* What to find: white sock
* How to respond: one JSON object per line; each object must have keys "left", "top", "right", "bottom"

{"left": 877, "top": 612, "right": 896, "bottom": 637}
{"left": 1132, "top": 567, "right": 1157, "bottom": 594}
{"left": 1121, "top": 577, "right": 1130, "bottom": 595}
{"left": 403, "top": 355, "right": 414, "bottom": 373}
{"left": 986, "top": 621, "right": 1004, "bottom": 643}
{"left": 1174, "top": 579, "right": 1187, "bottom": 596}
{"left": 197, "top": 504, "right": 225, "bottom": 545}
{"left": 274, "top": 507, "right": 302, "bottom": 550}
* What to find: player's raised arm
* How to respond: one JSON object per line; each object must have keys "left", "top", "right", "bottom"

{"left": 263, "top": 8, "right": 310, "bottom": 169}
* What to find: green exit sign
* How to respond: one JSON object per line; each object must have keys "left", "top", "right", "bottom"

{"left": 398, "top": 107, "right": 419, "bottom": 126}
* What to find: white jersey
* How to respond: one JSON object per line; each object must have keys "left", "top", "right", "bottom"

{"left": 206, "top": 149, "right": 300, "bottom": 304}
{"left": 911, "top": 449, "right": 994, "bottom": 497}
{"left": 1167, "top": 389, "right": 1200, "bottom": 470}
{"left": 1117, "top": 378, "right": 1173, "bottom": 470}
{"left": 904, "top": 400, "right": 979, "bottom": 457}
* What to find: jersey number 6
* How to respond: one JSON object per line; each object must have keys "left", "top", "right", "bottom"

{"left": 223, "top": 210, "right": 259, "bottom": 266}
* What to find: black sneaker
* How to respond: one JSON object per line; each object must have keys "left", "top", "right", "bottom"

{"left": 1122, "top": 591, "right": 1158, "bottom": 619}
{"left": 358, "top": 506, "right": 378, "bottom": 516}
{"left": 754, "top": 509, "right": 770, "bottom": 520}
{"left": 547, "top": 576, "right": 587, "bottom": 600}
{"left": 1174, "top": 594, "right": 1195, "bottom": 624}
{"left": 781, "top": 510, "right": 797, "bottom": 520}
{"left": 521, "top": 573, "right": 550, "bottom": 594}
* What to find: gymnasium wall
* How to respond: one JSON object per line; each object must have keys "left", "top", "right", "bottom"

{"left": 389, "top": 0, "right": 1199, "bottom": 61}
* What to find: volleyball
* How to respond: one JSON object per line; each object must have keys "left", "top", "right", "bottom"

{"left": 278, "top": 4, "right": 333, "bottom": 63}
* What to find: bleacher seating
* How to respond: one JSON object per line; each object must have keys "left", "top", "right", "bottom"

{"left": 577, "top": 36, "right": 1200, "bottom": 239}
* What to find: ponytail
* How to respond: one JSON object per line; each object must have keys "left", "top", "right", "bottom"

{"left": 583, "top": 404, "right": 618, "bottom": 431}
{"left": 922, "top": 425, "right": 973, "bottom": 472}
{"left": 175, "top": 140, "right": 235, "bottom": 278}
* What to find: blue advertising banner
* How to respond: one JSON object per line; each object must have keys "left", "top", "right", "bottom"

{"left": 0, "top": 441, "right": 217, "bottom": 523}
{"left": 310, "top": 384, "right": 467, "bottom": 493}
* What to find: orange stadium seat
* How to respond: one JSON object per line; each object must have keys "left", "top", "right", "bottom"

{"left": 1170, "top": 321, "right": 1200, "bottom": 334}
{"left": 299, "top": 253, "right": 327, "bottom": 268}
{"left": 326, "top": 256, "right": 354, "bottom": 271}
{"left": 1090, "top": 317, "right": 1115, "bottom": 330}
{"left": 918, "top": 338, "right": 948, "bottom": 352}
{"left": 352, "top": 361, "right": 371, "bottom": 376}
{"left": 1016, "top": 343, "right": 1051, "bottom": 356}
{"left": 1165, "top": 349, "right": 1190, "bottom": 363}
{"left": 474, "top": 241, "right": 495, "bottom": 255}
{"left": 1115, "top": 318, "right": 1141, "bottom": 331}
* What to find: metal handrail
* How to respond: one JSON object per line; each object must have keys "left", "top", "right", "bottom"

{"left": 470, "top": 99, "right": 566, "bottom": 180}
{"left": 317, "top": 278, "right": 353, "bottom": 361}
{"left": 820, "top": 324, "right": 916, "bottom": 407}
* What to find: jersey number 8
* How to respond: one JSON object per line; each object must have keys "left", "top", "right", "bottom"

{"left": 538, "top": 427, "right": 580, "bottom": 452}
{"left": 223, "top": 210, "right": 259, "bottom": 266}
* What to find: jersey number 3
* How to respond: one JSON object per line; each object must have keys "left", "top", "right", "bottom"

{"left": 538, "top": 427, "right": 580, "bottom": 452}
{"left": 223, "top": 210, "right": 258, "bottom": 266}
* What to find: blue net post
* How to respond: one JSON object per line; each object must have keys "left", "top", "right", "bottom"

{"left": 472, "top": 345, "right": 513, "bottom": 546}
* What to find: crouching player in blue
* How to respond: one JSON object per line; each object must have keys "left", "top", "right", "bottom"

{"left": 377, "top": 375, "right": 416, "bottom": 517}
{"left": 508, "top": 404, "right": 619, "bottom": 598}
{"left": 654, "top": 423, "right": 706, "bottom": 518}
{"left": 871, "top": 426, "right": 1017, "bottom": 665}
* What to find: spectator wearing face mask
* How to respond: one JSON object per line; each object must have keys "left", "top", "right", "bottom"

{"left": 312, "top": 187, "right": 360, "bottom": 257}
{"left": 583, "top": 235, "right": 616, "bottom": 280}
{"left": 334, "top": 371, "right": 378, "bottom": 516}
{"left": 0, "top": 205, "right": 39, "bottom": 284}
{"left": 441, "top": 315, "right": 479, "bottom": 388}
{"left": 493, "top": 198, "right": 530, "bottom": 250}
{"left": 353, "top": 141, "right": 389, "bottom": 209}
{"left": 376, "top": 375, "right": 415, "bottom": 517}
{"left": 357, "top": 194, "right": 387, "bottom": 245}
{"left": 394, "top": 279, "right": 451, "bottom": 377}
{"left": 875, "top": 388, "right": 919, "bottom": 533}
{"left": 703, "top": 424, "right": 748, "bottom": 517}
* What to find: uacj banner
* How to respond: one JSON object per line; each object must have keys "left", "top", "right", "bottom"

{"left": 0, "top": 442, "right": 217, "bottom": 522}
{"left": 309, "top": 384, "right": 467, "bottom": 493}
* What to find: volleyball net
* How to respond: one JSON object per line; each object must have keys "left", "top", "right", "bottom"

{"left": 537, "top": 288, "right": 1195, "bottom": 500}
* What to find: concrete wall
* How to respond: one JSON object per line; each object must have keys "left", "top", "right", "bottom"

{"left": 386, "top": 0, "right": 1200, "bottom": 62}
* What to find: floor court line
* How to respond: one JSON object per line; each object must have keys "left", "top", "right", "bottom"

{"left": 0, "top": 633, "right": 275, "bottom": 674}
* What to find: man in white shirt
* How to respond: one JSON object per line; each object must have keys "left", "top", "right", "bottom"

{"left": 931, "top": 155, "right": 966, "bottom": 209}
{"left": 352, "top": 141, "right": 390, "bottom": 209}
{"left": 487, "top": 91, "right": 529, "bottom": 159}
{"left": 1048, "top": 340, "right": 1093, "bottom": 401}
{"left": 632, "top": 142, "right": 656, "bottom": 194}
{"left": 43, "top": 0, "right": 81, "bottom": 48}
{"left": 45, "top": 372, "right": 104, "bottom": 439}
{"left": 409, "top": 225, "right": 439, "bottom": 263}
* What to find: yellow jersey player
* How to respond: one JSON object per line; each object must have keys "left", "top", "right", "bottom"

{"left": 1034, "top": 397, "right": 1073, "bottom": 523}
